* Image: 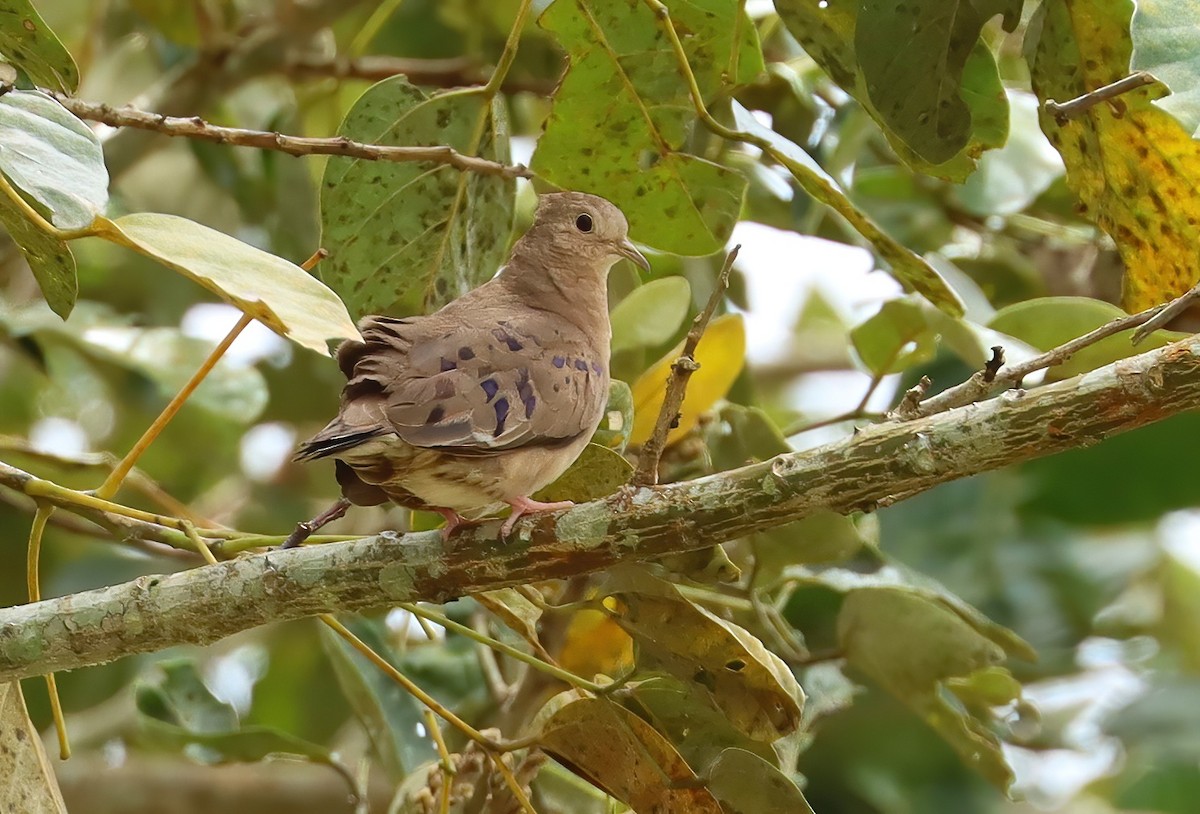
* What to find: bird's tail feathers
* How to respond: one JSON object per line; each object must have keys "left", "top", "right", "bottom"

{"left": 294, "top": 423, "right": 389, "bottom": 462}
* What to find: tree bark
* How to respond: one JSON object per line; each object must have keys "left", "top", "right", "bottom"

{"left": 1, "top": 336, "right": 1198, "bottom": 681}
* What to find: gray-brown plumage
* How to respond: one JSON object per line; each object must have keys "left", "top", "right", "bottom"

{"left": 284, "top": 192, "right": 649, "bottom": 546}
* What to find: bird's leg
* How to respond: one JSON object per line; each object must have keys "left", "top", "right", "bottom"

{"left": 433, "top": 507, "right": 469, "bottom": 542}
{"left": 281, "top": 497, "right": 351, "bottom": 549}
{"left": 500, "top": 495, "right": 576, "bottom": 537}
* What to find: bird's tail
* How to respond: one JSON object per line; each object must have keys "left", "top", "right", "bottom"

{"left": 293, "top": 421, "right": 388, "bottom": 462}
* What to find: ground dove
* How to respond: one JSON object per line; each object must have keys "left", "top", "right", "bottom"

{"left": 283, "top": 191, "right": 649, "bottom": 547}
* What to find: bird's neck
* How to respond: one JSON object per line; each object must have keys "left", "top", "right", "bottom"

{"left": 498, "top": 250, "right": 614, "bottom": 346}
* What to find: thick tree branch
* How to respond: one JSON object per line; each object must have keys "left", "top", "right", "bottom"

{"left": 3, "top": 336, "right": 1200, "bottom": 681}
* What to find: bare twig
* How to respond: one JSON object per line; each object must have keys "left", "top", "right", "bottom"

{"left": 284, "top": 54, "right": 557, "bottom": 95}
{"left": 1044, "top": 71, "right": 1157, "bottom": 123}
{"left": 906, "top": 299, "right": 1176, "bottom": 419}
{"left": 633, "top": 245, "right": 740, "bottom": 485}
{"left": 1132, "top": 281, "right": 1200, "bottom": 345}
{"left": 44, "top": 91, "right": 532, "bottom": 180}
{"left": 982, "top": 346, "right": 1005, "bottom": 383}
{"left": 888, "top": 376, "right": 932, "bottom": 422}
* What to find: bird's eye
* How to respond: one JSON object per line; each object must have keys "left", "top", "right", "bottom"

{"left": 575, "top": 213, "right": 593, "bottom": 233}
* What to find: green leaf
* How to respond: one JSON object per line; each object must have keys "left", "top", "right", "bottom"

{"left": 0, "top": 0, "right": 78, "bottom": 92}
{"left": 535, "top": 442, "right": 633, "bottom": 503}
{"left": 100, "top": 213, "right": 360, "bottom": 356}
{"left": 850, "top": 298, "right": 937, "bottom": 376}
{"left": 856, "top": 0, "right": 1021, "bottom": 164}
{"left": 619, "top": 677, "right": 779, "bottom": 772}
{"left": 0, "top": 183, "right": 74, "bottom": 317}
{"left": 837, "top": 587, "right": 1019, "bottom": 789}
{"left": 610, "top": 276, "right": 691, "bottom": 353}
{"left": 0, "top": 89, "right": 106, "bottom": 230}
{"left": 135, "top": 660, "right": 238, "bottom": 732}
{"left": 773, "top": 1, "right": 1008, "bottom": 182}
{"left": 1131, "top": 0, "right": 1200, "bottom": 136}
{"left": 319, "top": 616, "right": 436, "bottom": 782}
{"left": 320, "top": 78, "right": 515, "bottom": 318}
{"left": 707, "top": 747, "right": 816, "bottom": 814}
{"left": 706, "top": 404, "right": 789, "bottom": 472}
{"left": 533, "top": 0, "right": 755, "bottom": 255}
{"left": 988, "top": 296, "right": 1182, "bottom": 381}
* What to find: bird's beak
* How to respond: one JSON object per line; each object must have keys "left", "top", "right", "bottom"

{"left": 617, "top": 237, "right": 651, "bottom": 272}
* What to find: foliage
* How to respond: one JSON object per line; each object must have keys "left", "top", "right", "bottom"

{"left": 1, "top": 1, "right": 1199, "bottom": 813}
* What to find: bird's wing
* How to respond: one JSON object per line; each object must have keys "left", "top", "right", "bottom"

{"left": 378, "top": 316, "right": 609, "bottom": 454}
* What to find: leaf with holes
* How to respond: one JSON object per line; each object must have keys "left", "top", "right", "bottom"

{"left": 321, "top": 79, "right": 514, "bottom": 318}
{"left": 850, "top": 298, "right": 938, "bottom": 376}
{"left": 0, "top": 90, "right": 106, "bottom": 230}
{"left": 1028, "top": 0, "right": 1200, "bottom": 311}
{"left": 98, "top": 213, "right": 359, "bottom": 355}
{"left": 0, "top": 0, "right": 78, "bottom": 92}
{"left": 601, "top": 567, "right": 804, "bottom": 741}
{"left": 533, "top": 0, "right": 760, "bottom": 255}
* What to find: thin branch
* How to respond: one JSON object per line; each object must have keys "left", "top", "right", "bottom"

{"left": 633, "top": 245, "right": 740, "bottom": 485}
{"left": 45, "top": 91, "right": 532, "bottom": 180}
{"left": 907, "top": 298, "right": 1178, "bottom": 419}
{"left": 1044, "top": 71, "right": 1157, "bottom": 123}
{"left": 1132, "top": 281, "right": 1200, "bottom": 345}
{"left": 4, "top": 332, "right": 1200, "bottom": 682}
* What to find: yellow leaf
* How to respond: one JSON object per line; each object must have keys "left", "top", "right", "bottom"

{"left": 556, "top": 608, "right": 633, "bottom": 678}
{"left": 1029, "top": 0, "right": 1200, "bottom": 311}
{"left": 629, "top": 313, "right": 746, "bottom": 447}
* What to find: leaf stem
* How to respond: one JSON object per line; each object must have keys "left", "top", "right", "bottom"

{"left": 27, "top": 504, "right": 70, "bottom": 759}
{"left": 483, "top": 0, "right": 534, "bottom": 98}
{"left": 318, "top": 614, "right": 514, "bottom": 753}
{"left": 94, "top": 312, "right": 253, "bottom": 499}
{"left": 400, "top": 602, "right": 606, "bottom": 694}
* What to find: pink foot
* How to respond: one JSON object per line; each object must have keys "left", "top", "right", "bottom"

{"left": 500, "top": 496, "right": 575, "bottom": 537}
{"left": 433, "top": 507, "right": 468, "bottom": 542}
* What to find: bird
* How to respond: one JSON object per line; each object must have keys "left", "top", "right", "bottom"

{"left": 282, "top": 191, "right": 650, "bottom": 548}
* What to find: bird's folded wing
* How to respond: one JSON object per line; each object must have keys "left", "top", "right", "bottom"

{"left": 352, "top": 316, "right": 608, "bottom": 455}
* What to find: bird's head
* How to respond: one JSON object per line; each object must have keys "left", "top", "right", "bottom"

{"left": 519, "top": 191, "right": 650, "bottom": 275}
